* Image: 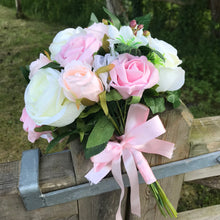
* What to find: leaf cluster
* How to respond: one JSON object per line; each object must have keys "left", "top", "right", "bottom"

{"left": 142, "top": 88, "right": 181, "bottom": 114}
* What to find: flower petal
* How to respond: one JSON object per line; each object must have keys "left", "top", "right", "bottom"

{"left": 156, "top": 67, "right": 185, "bottom": 92}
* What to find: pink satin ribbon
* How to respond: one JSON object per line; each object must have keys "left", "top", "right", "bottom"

{"left": 85, "top": 104, "right": 174, "bottom": 220}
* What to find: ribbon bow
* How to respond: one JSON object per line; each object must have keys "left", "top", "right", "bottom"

{"left": 85, "top": 104, "right": 174, "bottom": 220}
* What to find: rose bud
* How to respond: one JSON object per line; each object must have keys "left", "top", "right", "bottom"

{"left": 129, "top": 20, "right": 137, "bottom": 28}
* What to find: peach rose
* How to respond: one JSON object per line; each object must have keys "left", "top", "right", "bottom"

{"left": 60, "top": 61, "right": 104, "bottom": 103}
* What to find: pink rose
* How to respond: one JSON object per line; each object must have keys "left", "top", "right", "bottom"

{"left": 86, "top": 23, "right": 108, "bottom": 41}
{"left": 60, "top": 61, "right": 104, "bottom": 102}
{"left": 20, "top": 108, "right": 53, "bottom": 143}
{"left": 55, "top": 33, "right": 102, "bottom": 67}
{"left": 29, "top": 53, "right": 51, "bottom": 79}
{"left": 109, "top": 53, "right": 159, "bottom": 99}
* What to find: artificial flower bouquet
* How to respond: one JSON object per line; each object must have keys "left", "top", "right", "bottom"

{"left": 20, "top": 8, "right": 185, "bottom": 219}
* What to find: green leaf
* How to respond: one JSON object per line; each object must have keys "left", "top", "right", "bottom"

{"left": 86, "top": 115, "right": 114, "bottom": 157}
{"left": 143, "top": 86, "right": 159, "bottom": 97}
{"left": 135, "top": 13, "right": 152, "bottom": 30}
{"left": 115, "top": 43, "right": 142, "bottom": 55}
{"left": 95, "top": 64, "right": 115, "bottom": 76}
{"left": 20, "top": 65, "right": 30, "bottom": 83}
{"left": 79, "top": 105, "right": 101, "bottom": 118}
{"left": 153, "top": 50, "right": 165, "bottom": 62}
{"left": 166, "top": 91, "right": 181, "bottom": 108}
{"left": 88, "top": 12, "right": 98, "bottom": 26}
{"left": 128, "top": 96, "right": 141, "bottom": 104}
{"left": 76, "top": 119, "right": 94, "bottom": 133}
{"left": 85, "top": 142, "right": 107, "bottom": 159}
{"left": 102, "top": 34, "right": 110, "bottom": 52}
{"left": 139, "top": 46, "right": 151, "bottom": 55}
{"left": 96, "top": 46, "right": 106, "bottom": 56}
{"left": 99, "top": 91, "right": 109, "bottom": 115}
{"left": 46, "top": 130, "right": 77, "bottom": 153}
{"left": 76, "top": 119, "right": 86, "bottom": 131}
{"left": 139, "top": 46, "right": 165, "bottom": 63}
{"left": 79, "top": 131, "right": 84, "bottom": 142}
{"left": 103, "top": 7, "right": 121, "bottom": 29}
{"left": 144, "top": 97, "right": 166, "bottom": 114}
{"left": 106, "top": 89, "right": 123, "bottom": 102}
{"left": 41, "top": 61, "right": 63, "bottom": 71}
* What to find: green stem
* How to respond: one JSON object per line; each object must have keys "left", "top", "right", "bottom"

{"left": 108, "top": 114, "right": 121, "bottom": 135}
{"left": 123, "top": 99, "right": 128, "bottom": 124}
{"left": 149, "top": 182, "right": 178, "bottom": 218}
{"left": 116, "top": 101, "right": 124, "bottom": 125}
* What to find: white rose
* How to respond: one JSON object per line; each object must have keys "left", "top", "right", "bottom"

{"left": 49, "top": 27, "right": 84, "bottom": 60}
{"left": 25, "top": 67, "right": 85, "bottom": 127}
{"left": 147, "top": 35, "right": 182, "bottom": 68}
{"left": 156, "top": 66, "right": 185, "bottom": 92}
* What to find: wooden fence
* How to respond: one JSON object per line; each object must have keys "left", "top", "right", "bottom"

{"left": 0, "top": 103, "right": 219, "bottom": 219}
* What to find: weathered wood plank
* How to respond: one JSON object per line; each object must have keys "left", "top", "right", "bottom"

{"left": 0, "top": 150, "right": 79, "bottom": 219}
{"left": 0, "top": 151, "right": 76, "bottom": 195}
{"left": 189, "top": 116, "right": 220, "bottom": 157}
{"left": 184, "top": 164, "right": 220, "bottom": 182}
{"left": 177, "top": 204, "right": 220, "bottom": 220}
{"left": 185, "top": 116, "right": 220, "bottom": 190}
{"left": 39, "top": 151, "right": 76, "bottom": 193}
{"left": 0, "top": 195, "right": 79, "bottom": 220}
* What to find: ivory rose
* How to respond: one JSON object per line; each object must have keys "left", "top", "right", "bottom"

{"left": 20, "top": 108, "right": 53, "bottom": 143}
{"left": 29, "top": 53, "right": 51, "bottom": 79}
{"left": 156, "top": 67, "right": 185, "bottom": 92}
{"left": 25, "top": 67, "right": 85, "bottom": 127}
{"left": 109, "top": 53, "right": 159, "bottom": 99}
{"left": 49, "top": 27, "right": 84, "bottom": 60}
{"left": 60, "top": 61, "right": 104, "bottom": 103}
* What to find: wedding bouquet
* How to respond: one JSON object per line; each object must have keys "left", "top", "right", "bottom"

{"left": 20, "top": 8, "right": 185, "bottom": 219}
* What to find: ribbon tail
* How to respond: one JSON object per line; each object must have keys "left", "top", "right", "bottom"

{"left": 132, "top": 150, "right": 156, "bottom": 185}
{"left": 85, "top": 165, "right": 111, "bottom": 184}
{"left": 122, "top": 149, "right": 141, "bottom": 217}
{"left": 138, "top": 139, "right": 175, "bottom": 159}
{"left": 112, "top": 157, "right": 124, "bottom": 220}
